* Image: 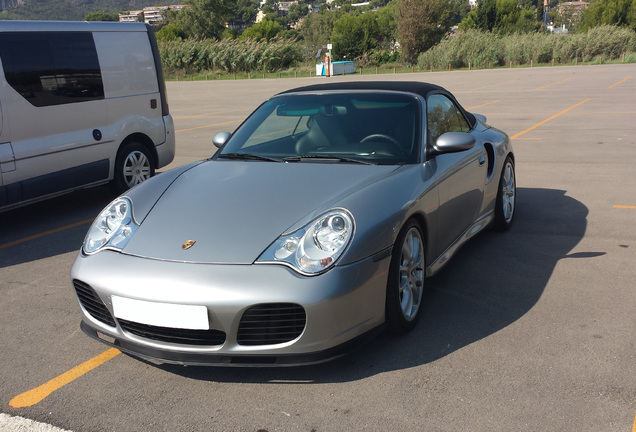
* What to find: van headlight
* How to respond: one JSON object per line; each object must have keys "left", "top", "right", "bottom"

{"left": 83, "top": 197, "right": 138, "bottom": 255}
{"left": 257, "top": 209, "right": 354, "bottom": 275}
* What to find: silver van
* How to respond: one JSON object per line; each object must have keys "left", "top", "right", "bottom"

{"left": 0, "top": 21, "right": 175, "bottom": 210}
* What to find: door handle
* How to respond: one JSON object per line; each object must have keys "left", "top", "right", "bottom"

{"left": 478, "top": 155, "right": 486, "bottom": 166}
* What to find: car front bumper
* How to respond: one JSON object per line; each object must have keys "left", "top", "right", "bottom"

{"left": 70, "top": 249, "right": 390, "bottom": 366}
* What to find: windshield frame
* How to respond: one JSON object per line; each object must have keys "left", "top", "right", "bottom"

{"left": 215, "top": 90, "right": 424, "bottom": 166}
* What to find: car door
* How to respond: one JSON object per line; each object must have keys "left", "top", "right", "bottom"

{"left": 427, "top": 93, "right": 487, "bottom": 257}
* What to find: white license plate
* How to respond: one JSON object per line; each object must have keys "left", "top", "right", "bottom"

{"left": 111, "top": 296, "right": 209, "bottom": 330}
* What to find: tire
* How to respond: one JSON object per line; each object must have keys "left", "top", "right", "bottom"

{"left": 386, "top": 220, "right": 426, "bottom": 334}
{"left": 493, "top": 156, "right": 516, "bottom": 231}
{"left": 111, "top": 141, "right": 155, "bottom": 194}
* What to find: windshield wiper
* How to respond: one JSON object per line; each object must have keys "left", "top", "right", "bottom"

{"left": 217, "top": 153, "right": 282, "bottom": 162}
{"left": 283, "top": 155, "right": 377, "bottom": 165}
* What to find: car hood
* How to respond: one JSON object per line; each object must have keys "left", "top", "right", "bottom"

{"left": 122, "top": 160, "right": 399, "bottom": 264}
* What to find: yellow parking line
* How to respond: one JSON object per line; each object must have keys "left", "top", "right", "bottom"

{"left": 608, "top": 76, "right": 631, "bottom": 89}
{"left": 9, "top": 348, "right": 121, "bottom": 408}
{"left": 176, "top": 120, "right": 241, "bottom": 133}
{"left": 613, "top": 205, "right": 636, "bottom": 209}
{"left": 0, "top": 219, "right": 94, "bottom": 250}
{"left": 533, "top": 78, "right": 573, "bottom": 91}
{"left": 510, "top": 98, "right": 590, "bottom": 140}
{"left": 467, "top": 100, "right": 500, "bottom": 111}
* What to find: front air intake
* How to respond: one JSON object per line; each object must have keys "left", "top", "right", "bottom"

{"left": 73, "top": 280, "right": 116, "bottom": 327}
{"left": 237, "top": 303, "right": 306, "bottom": 346}
{"left": 119, "top": 319, "right": 226, "bottom": 346}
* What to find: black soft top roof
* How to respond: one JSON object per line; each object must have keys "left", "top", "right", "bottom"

{"left": 279, "top": 80, "right": 476, "bottom": 128}
{"left": 281, "top": 81, "right": 445, "bottom": 99}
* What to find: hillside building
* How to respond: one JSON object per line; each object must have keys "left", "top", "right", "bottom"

{"left": 119, "top": 5, "right": 185, "bottom": 25}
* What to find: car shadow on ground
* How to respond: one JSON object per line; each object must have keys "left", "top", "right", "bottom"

{"left": 155, "top": 187, "right": 595, "bottom": 382}
{"left": 0, "top": 185, "right": 116, "bottom": 268}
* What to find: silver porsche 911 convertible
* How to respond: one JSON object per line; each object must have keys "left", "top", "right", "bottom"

{"left": 71, "top": 81, "right": 515, "bottom": 366}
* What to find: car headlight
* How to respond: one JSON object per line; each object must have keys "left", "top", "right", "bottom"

{"left": 257, "top": 209, "right": 354, "bottom": 275}
{"left": 83, "top": 197, "right": 138, "bottom": 255}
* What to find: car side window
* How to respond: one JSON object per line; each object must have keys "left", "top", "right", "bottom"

{"left": 426, "top": 94, "right": 471, "bottom": 145}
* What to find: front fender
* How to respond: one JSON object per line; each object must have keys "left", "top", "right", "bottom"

{"left": 337, "top": 163, "right": 439, "bottom": 266}
{"left": 124, "top": 161, "right": 204, "bottom": 224}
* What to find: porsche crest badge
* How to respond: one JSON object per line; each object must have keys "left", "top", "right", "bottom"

{"left": 182, "top": 240, "right": 196, "bottom": 250}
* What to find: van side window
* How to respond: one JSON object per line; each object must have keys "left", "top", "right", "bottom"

{"left": 0, "top": 32, "right": 104, "bottom": 107}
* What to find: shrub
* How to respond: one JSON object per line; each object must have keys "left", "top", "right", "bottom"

{"left": 417, "top": 26, "right": 635, "bottom": 69}
{"left": 417, "top": 30, "right": 502, "bottom": 69}
{"left": 158, "top": 38, "right": 304, "bottom": 74}
{"left": 580, "top": 25, "right": 635, "bottom": 61}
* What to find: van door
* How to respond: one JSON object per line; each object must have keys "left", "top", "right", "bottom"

{"left": 0, "top": 31, "right": 109, "bottom": 205}
{"left": 0, "top": 90, "right": 16, "bottom": 206}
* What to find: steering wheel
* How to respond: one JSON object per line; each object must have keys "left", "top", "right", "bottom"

{"left": 360, "top": 134, "right": 402, "bottom": 155}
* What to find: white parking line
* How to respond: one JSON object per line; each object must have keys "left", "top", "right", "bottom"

{"left": 0, "top": 413, "right": 71, "bottom": 432}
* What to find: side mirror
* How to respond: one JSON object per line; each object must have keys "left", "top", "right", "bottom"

{"left": 433, "top": 132, "right": 476, "bottom": 154}
{"left": 212, "top": 131, "right": 231, "bottom": 149}
{"left": 473, "top": 113, "right": 487, "bottom": 124}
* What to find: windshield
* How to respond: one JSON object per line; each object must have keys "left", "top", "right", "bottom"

{"left": 218, "top": 92, "right": 421, "bottom": 165}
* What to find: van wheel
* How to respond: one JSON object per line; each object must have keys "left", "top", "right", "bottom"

{"left": 112, "top": 142, "right": 155, "bottom": 194}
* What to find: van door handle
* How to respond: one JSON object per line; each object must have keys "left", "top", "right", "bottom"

{"left": 478, "top": 155, "right": 486, "bottom": 166}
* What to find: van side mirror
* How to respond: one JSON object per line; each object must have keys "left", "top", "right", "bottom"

{"left": 433, "top": 132, "right": 476, "bottom": 154}
{"left": 212, "top": 131, "right": 231, "bottom": 149}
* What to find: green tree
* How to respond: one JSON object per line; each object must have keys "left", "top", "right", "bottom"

{"left": 222, "top": 28, "right": 241, "bottom": 39}
{"left": 370, "top": 0, "right": 393, "bottom": 8}
{"left": 176, "top": 0, "right": 235, "bottom": 39}
{"left": 156, "top": 22, "right": 187, "bottom": 41}
{"left": 578, "top": 0, "right": 636, "bottom": 31}
{"left": 234, "top": 0, "right": 260, "bottom": 24}
{"left": 300, "top": 9, "right": 342, "bottom": 48}
{"left": 475, "top": 0, "right": 498, "bottom": 31}
{"left": 459, "top": 0, "right": 540, "bottom": 33}
{"left": 287, "top": 3, "right": 310, "bottom": 26}
{"left": 261, "top": 0, "right": 288, "bottom": 24}
{"left": 331, "top": 13, "right": 376, "bottom": 59}
{"left": 241, "top": 20, "right": 284, "bottom": 40}
{"left": 397, "top": 0, "right": 453, "bottom": 63}
{"left": 332, "top": 5, "right": 398, "bottom": 64}
{"left": 84, "top": 11, "right": 119, "bottom": 21}
{"left": 450, "top": 0, "right": 472, "bottom": 24}
{"left": 376, "top": 1, "right": 398, "bottom": 43}
{"left": 280, "top": 28, "right": 302, "bottom": 40}
{"left": 262, "top": 0, "right": 279, "bottom": 15}
{"left": 303, "top": 3, "right": 397, "bottom": 61}
{"left": 495, "top": 0, "right": 540, "bottom": 33}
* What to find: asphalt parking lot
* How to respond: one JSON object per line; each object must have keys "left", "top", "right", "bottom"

{"left": 1, "top": 64, "right": 635, "bottom": 432}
